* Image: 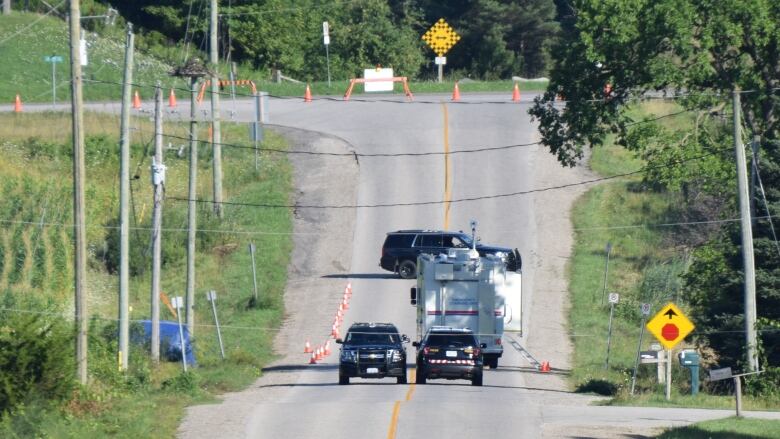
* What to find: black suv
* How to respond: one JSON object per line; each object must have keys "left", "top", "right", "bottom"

{"left": 413, "top": 326, "right": 485, "bottom": 386}
{"left": 336, "top": 322, "right": 409, "bottom": 385}
{"left": 380, "top": 230, "right": 521, "bottom": 279}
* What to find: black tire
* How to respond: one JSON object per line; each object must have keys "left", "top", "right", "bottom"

{"left": 397, "top": 373, "right": 407, "bottom": 384}
{"left": 398, "top": 260, "right": 417, "bottom": 279}
{"left": 416, "top": 366, "right": 426, "bottom": 384}
{"left": 485, "top": 356, "right": 499, "bottom": 369}
{"left": 339, "top": 375, "right": 349, "bottom": 385}
{"left": 471, "top": 373, "right": 483, "bottom": 386}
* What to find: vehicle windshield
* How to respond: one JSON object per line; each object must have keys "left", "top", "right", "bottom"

{"left": 346, "top": 331, "right": 398, "bottom": 344}
{"left": 425, "top": 334, "right": 477, "bottom": 348}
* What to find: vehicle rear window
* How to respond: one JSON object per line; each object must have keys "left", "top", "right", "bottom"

{"left": 425, "top": 334, "right": 477, "bottom": 348}
{"left": 384, "top": 234, "right": 415, "bottom": 248}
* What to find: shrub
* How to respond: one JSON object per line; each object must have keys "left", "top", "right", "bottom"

{"left": 0, "top": 314, "right": 75, "bottom": 414}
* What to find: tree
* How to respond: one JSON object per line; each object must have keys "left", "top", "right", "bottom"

{"left": 530, "top": 0, "right": 780, "bottom": 371}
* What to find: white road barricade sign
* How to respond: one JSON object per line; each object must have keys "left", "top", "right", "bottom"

{"left": 364, "top": 68, "right": 394, "bottom": 92}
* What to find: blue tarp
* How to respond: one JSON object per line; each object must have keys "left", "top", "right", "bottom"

{"left": 135, "top": 320, "right": 196, "bottom": 366}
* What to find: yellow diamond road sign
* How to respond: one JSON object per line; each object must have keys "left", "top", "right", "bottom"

{"left": 646, "top": 302, "right": 695, "bottom": 350}
{"left": 422, "top": 18, "right": 461, "bottom": 57}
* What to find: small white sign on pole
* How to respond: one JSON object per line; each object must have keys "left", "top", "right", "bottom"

{"left": 363, "top": 68, "right": 394, "bottom": 92}
{"left": 323, "top": 21, "right": 330, "bottom": 45}
{"left": 608, "top": 293, "right": 620, "bottom": 304}
{"left": 80, "top": 38, "right": 88, "bottom": 66}
{"left": 435, "top": 56, "right": 447, "bottom": 65}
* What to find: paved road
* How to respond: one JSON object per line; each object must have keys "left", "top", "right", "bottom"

{"left": 9, "top": 94, "right": 778, "bottom": 437}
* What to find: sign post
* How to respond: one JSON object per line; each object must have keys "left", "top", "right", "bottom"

{"left": 646, "top": 302, "right": 695, "bottom": 400}
{"left": 207, "top": 290, "right": 226, "bottom": 359}
{"left": 604, "top": 293, "right": 619, "bottom": 370}
{"left": 44, "top": 55, "right": 63, "bottom": 108}
{"left": 171, "top": 296, "right": 188, "bottom": 372}
{"left": 630, "top": 303, "right": 652, "bottom": 394}
{"left": 323, "top": 21, "right": 331, "bottom": 87}
{"left": 421, "top": 19, "right": 460, "bottom": 83}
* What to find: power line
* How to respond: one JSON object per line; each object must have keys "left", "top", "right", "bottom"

{"left": 165, "top": 147, "right": 732, "bottom": 210}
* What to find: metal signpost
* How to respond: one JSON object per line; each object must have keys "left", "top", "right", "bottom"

{"left": 708, "top": 367, "right": 763, "bottom": 417}
{"left": 630, "top": 303, "right": 652, "bottom": 394}
{"left": 171, "top": 296, "right": 188, "bottom": 372}
{"left": 44, "top": 55, "right": 63, "bottom": 107}
{"left": 421, "top": 19, "right": 461, "bottom": 83}
{"left": 601, "top": 242, "right": 612, "bottom": 305}
{"left": 646, "top": 302, "right": 695, "bottom": 400}
{"left": 207, "top": 290, "right": 225, "bottom": 359}
{"left": 249, "top": 243, "right": 259, "bottom": 303}
{"left": 604, "top": 293, "right": 619, "bottom": 370}
{"left": 323, "top": 21, "right": 331, "bottom": 87}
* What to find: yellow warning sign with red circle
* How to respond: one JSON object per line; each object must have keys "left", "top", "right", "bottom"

{"left": 646, "top": 302, "right": 695, "bottom": 350}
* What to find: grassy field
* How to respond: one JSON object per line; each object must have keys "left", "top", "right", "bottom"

{"left": 657, "top": 417, "right": 780, "bottom": 438}
{"left": 0, "top": 111, "right": 292, "bottom": 437}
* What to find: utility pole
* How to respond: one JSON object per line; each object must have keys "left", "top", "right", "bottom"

{"left": 150, "top": 86, "right": 165, "bottom": 364}
{"left": 118, "top": 23, "right": 134, "bottom": 371}
{"left": 210, "top": 0, "right": 224, "bottom": 218}
{"left": 3, "top": 1, "right": 10, "bottom": 15}
{"left": 171, "top": 59, "right": 208, "bottom": 337}
{"left": 733, "top": 88, "right": 758, "bottom": 372}
{"left": 69, "top": 0, "right": 88, "bottom": 386}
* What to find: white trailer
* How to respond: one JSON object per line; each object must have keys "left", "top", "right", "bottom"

{"left": 410, "top": 248, "right": 522, "bottom": 369}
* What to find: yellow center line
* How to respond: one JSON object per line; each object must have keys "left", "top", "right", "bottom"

{"left": 386, "top": 401, "right": 401, "bottom": 439}
{"left": 442, "top": 103, "right": 452, "bottom": 229}
{"left": 405, "top": 369, "right": 416, "bottom": 401}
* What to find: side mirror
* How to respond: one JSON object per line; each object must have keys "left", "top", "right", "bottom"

{"left": 412, "top": 341, "right": 420, "bottom": 347}
{"left": 480, "top": 343, "right": 487, "bottom": 349}
{"left": 335, "top": 338, "right": 343, "bottom": 344}
{"left": 410, "top": 287, "right": 417, "bottom": 306}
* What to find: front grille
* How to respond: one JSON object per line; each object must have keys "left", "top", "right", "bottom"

{"left": 358, "top": 349, "right": 386, "bottom": 365}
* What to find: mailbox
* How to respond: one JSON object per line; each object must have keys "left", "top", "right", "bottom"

{"left": 678, "top": 350, "right": 699, "bottom": 367}
{"left": 678, "top": 349, "right": 700, "bottom": 395}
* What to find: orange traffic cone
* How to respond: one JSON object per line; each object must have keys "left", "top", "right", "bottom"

{"left": 168, "top": 88, "right": 177, "bottom": 107}
{"left": 346, "top": 282, "right": 352, "bottom": 297}
{"left": 512, "top": 83, "right": 520, "bottom": 102}
{"left": 309, "top": 351, "right": 318, "bottom": 364}
{"left": 315, "top": 346, "right": 324, "bottom": 361}
{"left": 132, "top": 90, "right": 141, "bottom": 109}
{"left": 540, "top": 361, "right": 551, "bottom": 372}
{"left": 304, "top": 84, "right": 312, "bottom": 103}
{"left": 324, "top": 340, "right": 332, "bottom": 356}
{"left": 304, "top": 340, "right": 313, "bottom": 353}
{"left": 452, "top": 82, "right": 461, "bottom": 101}
{"left": 13, "top": 94, "right": 22, "bottom": 113}
{"left": 331, "top": 325, "right": 339, "bottom": 339}
{"left": 342, "top": 296, "right": 349, "bottom": 310}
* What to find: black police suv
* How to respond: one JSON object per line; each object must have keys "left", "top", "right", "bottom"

{"left": 413, "top": 326, "right": 485, "bottom": 386}
{"left": 380, "top": 230, "right": 521, "bottom": 279}
{"left": 336, "top": 322, "right": 409, "bottom": 385}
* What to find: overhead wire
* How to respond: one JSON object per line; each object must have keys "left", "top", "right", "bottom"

{"left": 0, "top": 0, "right": 66, "bottom": 47}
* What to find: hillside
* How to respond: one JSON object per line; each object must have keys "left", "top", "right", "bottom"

{"left": 0, "top": 12, "right": 177, "bottom": 103}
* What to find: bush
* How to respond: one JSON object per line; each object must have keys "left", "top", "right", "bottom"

{"left": 0, "top": 314, "right": 75, "bottom": 414}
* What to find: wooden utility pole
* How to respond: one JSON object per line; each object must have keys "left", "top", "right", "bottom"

{"left": 150, "top": 86, "right": 164, "bottom": 364}
{"left": 186, "top": 76, "right": 198, "bottom": 335}
{"left": 733, "top": 89, "right": 758, "bottom": 372}
{"left": 69, "top": 0, "right": 88, "bottom": 385}
{"left": 3, "top": 0, "right": 11, "bottom": 15}
{"left": 210, "top": 0, "right": 223, "bottom": 217}
{"left": 118, "top": 23, "right": 134, "bottom": 371}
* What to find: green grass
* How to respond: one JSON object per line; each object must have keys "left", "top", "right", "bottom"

{"left": 0, "top": 111, "right": 293, "bottom": 437}
{"left": 657, "top": 417, "right": 780, "bottom": 438}
{"left": 0, "top": 13, "right": 178, "bottom": 103}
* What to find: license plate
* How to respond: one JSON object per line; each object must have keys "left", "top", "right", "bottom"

{"left": 446, "top": 351, "right": 457, "bottom": 358}
{"left": 366, "top": 367, "right": 379, "bottom": 374}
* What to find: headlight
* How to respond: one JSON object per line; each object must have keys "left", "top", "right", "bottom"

{"left": 340, "top": 349, "right": 356, "bottom": 363}
{"left": 388, "top": 349, "right": 403, "bottom": 362}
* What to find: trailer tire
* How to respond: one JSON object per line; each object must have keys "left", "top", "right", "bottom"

{"left": 398, "top": 260, "right": 417, "bottom": 279}
{"left": 471, "top": 372, "right": 483, "bottom": 386}
{"left": 339, "top": 375, "right": 349, "bottom": 385}
{"left": 485, "top": 356, "right": 499, "bottom": 369}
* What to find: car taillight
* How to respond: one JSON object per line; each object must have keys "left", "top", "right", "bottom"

{"left": 496, "top": 338, "right": 502, "bottom": 345}
{"left": 423, "top": 347, "right": 430, "bottom": 355}
{"left": 473, "top": 348, "right": 481, "bottom": 357}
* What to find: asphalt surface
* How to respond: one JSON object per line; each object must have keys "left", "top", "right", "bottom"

{"left": 8, "top": 93, "right": 779, "bottom": 438}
